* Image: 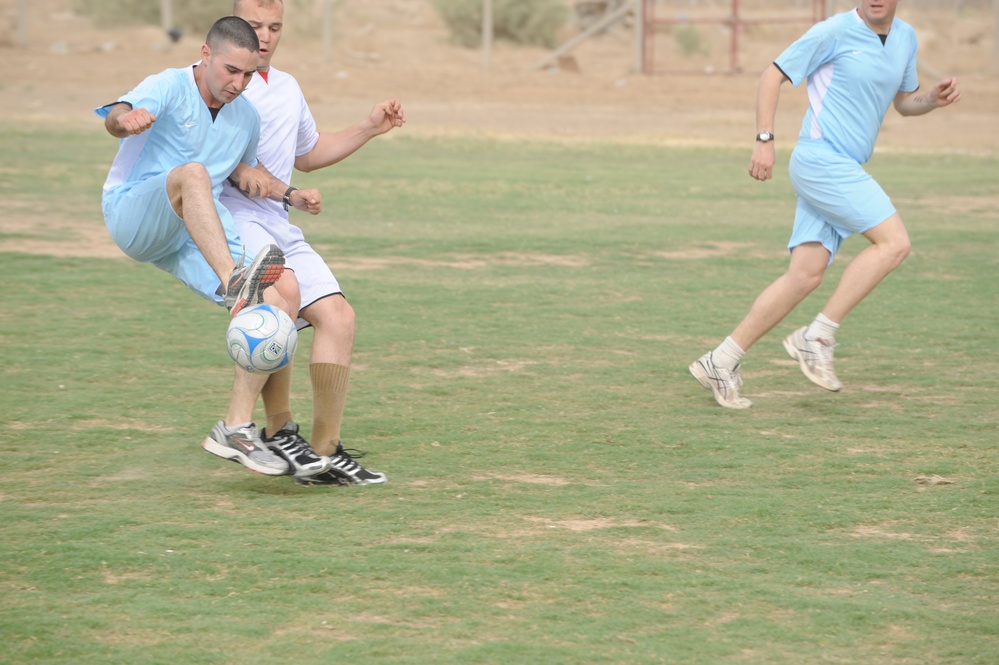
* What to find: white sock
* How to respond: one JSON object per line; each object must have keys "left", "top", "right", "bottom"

{"left": 712, "top": 336, "right": 745, "bottom": 370}
{"left": 806, "top": 313, "right": 839, "bottom": 343}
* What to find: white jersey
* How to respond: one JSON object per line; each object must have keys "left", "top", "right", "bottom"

{"left": 219, "top": 66, "right": 320, "bottom": 218}
{"left": 220, "top": 66, "right": 342, "bottom": 322}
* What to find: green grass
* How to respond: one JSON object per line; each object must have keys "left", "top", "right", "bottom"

{"left": 1, "top": 126, "right": 998, "bottom": 664}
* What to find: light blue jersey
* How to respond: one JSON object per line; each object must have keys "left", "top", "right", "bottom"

{"left": 94, "top": 66, "right": 261, "bottom": 303}
{"left": 775, "top": 9, "right": 918, "bottom": 164}
{"left": 96, "top": 66, "right": 260, "bottom": 198}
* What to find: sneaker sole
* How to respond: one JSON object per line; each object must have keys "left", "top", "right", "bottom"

{"left": 783, "top": 337, "right": 843, "bottom": 392}
{"left": 295, "top": 476, "right": 349, "bottom": 487}
{"left": 298, "top": 471, "right": 388, "bottom": 486}
{"left": 230, "top": 246, "right": 285, "bottom": 316}
{"left": 202, "top": 438, "right": 290, "bottom": 476}
{"left": 689, "top": 361, "right": 752, "bottom": 410}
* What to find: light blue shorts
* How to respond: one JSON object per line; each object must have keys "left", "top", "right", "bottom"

{"left": 787, "top": 139, "right": 896, "bottom": 261}
{"left": 102, "top": 172, "right": 245, "bottom": 304}
{"left": 233, "top": 207, "right": 342, "bottom": 331}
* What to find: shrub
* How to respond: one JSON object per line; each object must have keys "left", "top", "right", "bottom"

{"left": 434, "top": 0, "right": 569, "bottom": 49}
{"left": 75, "top": 0, "right": 231, "bottom": 33}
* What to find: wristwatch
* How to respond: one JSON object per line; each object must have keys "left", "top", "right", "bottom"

{"left": 756, "top": 131, "right": 775, "bottom": 143}
{"left": 283, "top": 186, "right": 298, "bottom": 211}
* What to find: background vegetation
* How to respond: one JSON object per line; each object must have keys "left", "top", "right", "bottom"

{"left": 433, "top": 0, "right": 570, "bottom": 48}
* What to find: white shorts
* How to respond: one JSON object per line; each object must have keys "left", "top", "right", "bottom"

{"left": 102, "top": 172, "right": 243, "bottom": 304}
{"left": 787, "top": 139, "right": 896, "bottom": 261}
{"left": 232, "top": 208, "right": 343, "bottom": 330}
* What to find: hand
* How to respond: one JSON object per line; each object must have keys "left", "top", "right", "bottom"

{"left": 930, "top": 77, "right": 961, "bottom": 108}
{"left": 368, "top": 98, "right": 406, "bottom": 136}
{"left": 231, "top": 167, "right": 270, "bottom": 199}
{"left": 748, "top": 142, "right": 775, "bottom": 181}
{"left": 290, "top": 188, "right": 322, "bottom": 215}
{"left": 116, "top": 107, "right": 156, "bottom": 135}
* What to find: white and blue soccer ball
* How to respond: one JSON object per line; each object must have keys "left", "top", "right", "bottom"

{"left": 225, "top": 304, "right": 298, "bottom": 374}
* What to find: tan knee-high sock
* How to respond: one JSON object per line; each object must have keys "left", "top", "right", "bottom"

{"left": 310, "top": 362, "right": 351, "bottom": 456}
{"left": 260, "top": 365, "right": 294, "bottom": 435}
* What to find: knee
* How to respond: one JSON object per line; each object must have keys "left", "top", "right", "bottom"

{"left": 888, "top": 236, "right": 912, "bottom": 267}
{"left": 273, "top": 271, "right": 301, "bottom": 317}
{"left": 789, "top": 266, "right": 825, "bottom": 296}
{"left": 305, "top": 295, "right": 355, "bottom": 333}
{"left": 331, "top": 297, "right": 356, "bottom": 332}
{"left": 172, "top": 162, "right": 211, "bottom": 186}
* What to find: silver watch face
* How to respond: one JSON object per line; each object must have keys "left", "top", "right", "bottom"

{"left": 757, "top": 132, "right": 774, "bottom": 142}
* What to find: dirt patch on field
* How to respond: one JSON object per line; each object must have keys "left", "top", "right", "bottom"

{"left": 1, "top": 0, "right": 997, "bottom": 258}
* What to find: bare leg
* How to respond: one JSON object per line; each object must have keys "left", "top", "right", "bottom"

{"left": 730, "top": 242, "right": 830, "bottom": 351}
{"left": 260, "top": 272, "right": 302, "bottom": 433}
{"left": 165, "top": 162, "right": 236, "bottom": 285}
{"left": 226, "top": 278, "right": 296, "bottom": 426}
{"left": 304, "top": 295, "right": 355, "bottom": 366}
{"left": 820, "top": 213, "right": 910, "bottom": 323}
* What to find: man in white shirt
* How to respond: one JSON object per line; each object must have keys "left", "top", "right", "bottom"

{"left": 224, "top": 0, "right": 405, "bottom": 485}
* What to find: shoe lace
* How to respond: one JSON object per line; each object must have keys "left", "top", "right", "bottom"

{"left": 810, "top": 337, "right": 837, "bottom": 366}
{"left": 727, "top": 364, "right": 745, "bottom": 389}
{"left": 328, "top": 452, "right": 365, "bottom": 474}
{"left": 335, "top": 441, "right": 367, "bottom": 459}
{"left": 229, "top": 423, "right": 258, "bottom": 439}
{"left": 271, "top": 429, "right": 320, "bottom": 460}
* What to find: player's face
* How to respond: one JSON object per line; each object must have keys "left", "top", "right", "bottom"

{"left": 858, "top": 0, "right": 900, "bottom": 31}
{"left": 202, "top": 44, "right": 259, "bottom": 106}
{"left": 236, "top": 1, "right": 284, "bottom": 71}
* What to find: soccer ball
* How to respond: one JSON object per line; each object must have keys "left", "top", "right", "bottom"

{"left": 225, "top": 304, "right": 298, "bottom": 374}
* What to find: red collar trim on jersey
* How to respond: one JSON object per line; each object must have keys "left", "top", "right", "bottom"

{"left": 259, "top": 70, "right": 269, "bottom": 83}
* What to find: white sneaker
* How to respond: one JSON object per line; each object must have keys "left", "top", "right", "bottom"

{"left": 783, "top": 327, "right": 842, "bottom": 392}
{"left": 689, "top": 352, "right": 752, "bottom": 409}
{"left": 202, "top": 421, "right": 290, "bottom": 476}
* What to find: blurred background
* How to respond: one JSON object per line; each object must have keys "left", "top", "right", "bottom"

{"left": 1, "top": 0, "right": 995, "bottom": 149}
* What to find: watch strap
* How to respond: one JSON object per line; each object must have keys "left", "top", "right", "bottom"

{"left": 283, "top": 186, "right": 298, "bottom": 211}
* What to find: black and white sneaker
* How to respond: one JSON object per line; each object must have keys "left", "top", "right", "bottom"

{"left": 295, "top": 441, "right": 387, "bottom": 486}
{"left": 262, "top": 422, "right": 329, "bottom": 478}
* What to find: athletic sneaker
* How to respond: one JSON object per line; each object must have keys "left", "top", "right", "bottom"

{"left": 689, "top": 351, "right": 753, "bottom": 409}
{"left": 262, "top": 422, "right": 329, "bottom": 479}
{"left": 202, "top": 421, "right": 290, "bottom": 476}
{"left": 783, "top": 327, "right": 843, "bottom": 392}
{"left": 295, "top": 442, "right": 387, "bottom": 486}
{"left": 224, "top": 244, "right": 285, "bottom": 315}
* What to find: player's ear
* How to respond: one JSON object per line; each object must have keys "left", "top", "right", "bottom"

{"left": 201, "top": 43, "right": 212, "bottom": 63}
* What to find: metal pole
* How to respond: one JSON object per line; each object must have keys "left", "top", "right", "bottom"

{"left": 16, "top": 0, "right": 27, "bottom": 47}
{"left": 994, "top": 0, "right": 999, "bottom": 76}
{"left": 482, "top": 0, "right": 493, "bottom": 71}
{"left": 729, "top": 0, "right": 740, "bottom": 73}
{"left": 323, "top": 0, "right": 333, "bottom": 64}
{"left": 633, "top": 0, "right": 643, "bottom": 74}
{"left": 160, "top": 0, "right": 172, "bottom": 32}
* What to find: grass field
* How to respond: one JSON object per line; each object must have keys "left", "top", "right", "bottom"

{"left": 1, "top": 126, "right": 998, "bottom": 664}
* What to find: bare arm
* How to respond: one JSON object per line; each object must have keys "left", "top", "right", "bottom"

{"left": 229, "top": 161, "right": 322, "bottom": 215}
{"left": 893, "top": 77, "right": 961, "bottom": 117}
{"left": 104, "top": 102, "right": 156, "bottom": 138}
{"left": 748, "top": 64, "right": 790, "bottom": 182}
{"left": 294, "top": 99, "right": 405, "bottom": 173}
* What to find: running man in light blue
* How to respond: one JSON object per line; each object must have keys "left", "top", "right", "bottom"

{"left": 690, "top": 0, "right": 961, "bottom": 409}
